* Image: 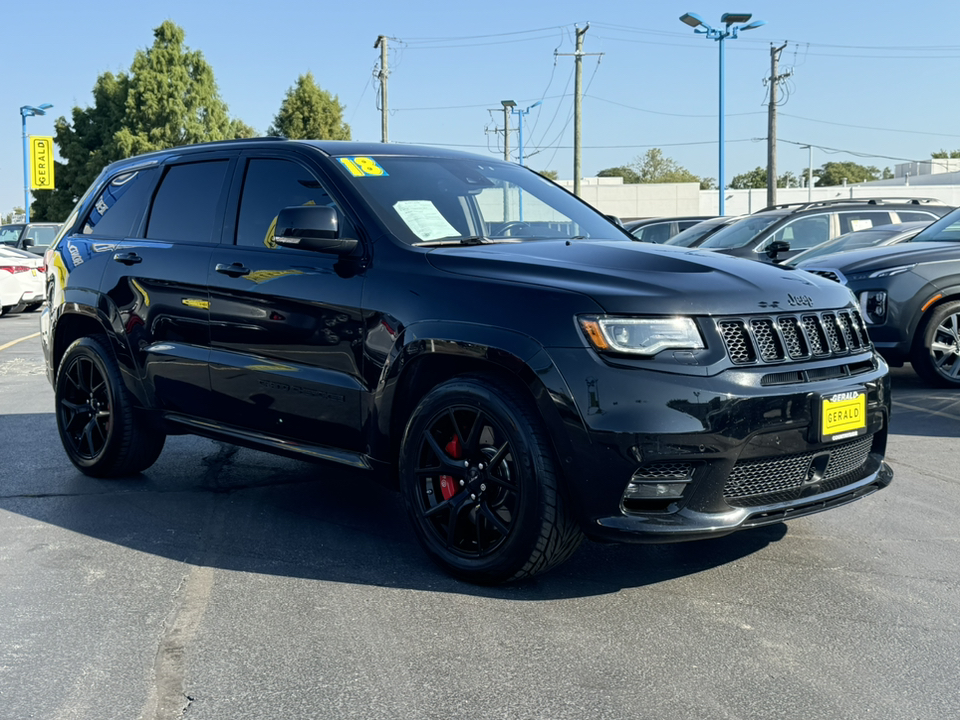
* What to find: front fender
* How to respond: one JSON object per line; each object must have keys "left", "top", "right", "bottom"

{"left": 366, "top": 320, "right": 590, "bottom": 488}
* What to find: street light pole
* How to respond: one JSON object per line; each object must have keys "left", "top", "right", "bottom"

{"left": 20, "top": 103, "right": 53, "bottom": 223}
{"left": 510, "top": 101, "right": 541, "bottom": 221}
{"left": 679, "top": 12, "right": 765, "bottom": 216}
{"left": 718, "top": 31, "right": 726, "bottom": 216}
{"left": 511, "top": 101, "right": 541, "bottom": 168}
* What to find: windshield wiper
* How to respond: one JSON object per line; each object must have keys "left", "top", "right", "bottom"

{"left": 412, "top": 236, "right": 520, "bottom": 247}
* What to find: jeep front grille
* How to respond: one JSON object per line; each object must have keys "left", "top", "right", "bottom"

{"left": 717, "top": 309, "right": 871, "bottom": 366}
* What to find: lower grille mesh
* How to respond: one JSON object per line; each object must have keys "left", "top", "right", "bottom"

{"left": 724, "top": 434, "right": 874, "bottom": 506}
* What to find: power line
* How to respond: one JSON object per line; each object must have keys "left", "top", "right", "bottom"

{"left": 781, "top": 113, "right": 960, "bottom": 138}
{"left": 778, "top": 138, "right": 956, "bottom": 166}
{"left": 391, "top": 138, "right": 760, "bottom": 150}
{"left": 402, "top": 26, "right": 568, "bottom": 43}
{"left": 587, "top": 95, "right": 765, "bottom": 119}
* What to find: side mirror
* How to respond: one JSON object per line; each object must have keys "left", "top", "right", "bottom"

{"left": 274, "top": 205, "right": 359, "bottom": 255}
{"left": 765, "top": 239, "right": 790, "bottom": 261}
{"left": 606, "top": 214, "right": 625, "bottom": 228}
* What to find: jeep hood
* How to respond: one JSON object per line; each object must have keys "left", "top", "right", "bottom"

{"left": 425, "top": 240, "right": 854, "bottom": 315}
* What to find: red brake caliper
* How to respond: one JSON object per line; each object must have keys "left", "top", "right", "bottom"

{"left": 439, "top": 435, "right": 462, "bottom": 501}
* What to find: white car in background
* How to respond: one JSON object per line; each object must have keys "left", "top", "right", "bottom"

{"left": 0, "top": 245, "right": 46, "bottom": 316}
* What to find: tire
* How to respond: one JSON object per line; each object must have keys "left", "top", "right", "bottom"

{"left": 911, "top": 300, "right": 960, "bottom": 388}
{"left": 24, "top": 303, "right": 41, "bottom": 313}
{"left": 55, "top": 335, "right": 166, "bottom": 477}
{"left": 399, "top": 375, "right": 583, "bottom": 584}
{"left": 0, "top": 306, "right": 12, "bottom": 317}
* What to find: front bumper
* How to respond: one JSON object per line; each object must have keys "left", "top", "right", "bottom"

{"left": 547, "top": 346, "right": 892, "bottom": 543}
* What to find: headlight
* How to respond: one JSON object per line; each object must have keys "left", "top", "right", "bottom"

{"left": 859, "top": 291, "right": 887, "bottom": 324}
{"left": 579, "top": 315, "right": 705, "bottom": 355}
{"left": 848, "top": 264, "right": 916, "bottom": 281}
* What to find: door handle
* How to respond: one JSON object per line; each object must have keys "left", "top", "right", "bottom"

{"left": 215, "top": 263, "right": 251, "bottom": 277}
{"left": 113, "top": 252, "right": 142, "bottom": 265}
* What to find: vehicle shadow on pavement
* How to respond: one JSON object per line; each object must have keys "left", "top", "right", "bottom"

{"left": 888, "top": 366, "right": 960, "bottom": 438}
{"left": 3, "top": 413, "right": 787, "bottom": 600}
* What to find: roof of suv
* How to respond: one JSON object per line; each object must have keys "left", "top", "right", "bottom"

{"left": 106, "top": 138, "right": 488, "bottom": 169}
{"left": 757, "top": 197, "right": 946, "bottom": 214}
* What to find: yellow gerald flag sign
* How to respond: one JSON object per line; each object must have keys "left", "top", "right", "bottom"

{"left": 30, "top": 136, "right": 55, "bottom": 190}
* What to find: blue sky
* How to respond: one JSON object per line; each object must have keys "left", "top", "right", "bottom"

{"left": 4, "top": 0, "right": 959, "bottom": 215}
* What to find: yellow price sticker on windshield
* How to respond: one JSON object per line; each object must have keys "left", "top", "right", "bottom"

{"left": 339, "top": 156, "right": 388, "bottom": 177}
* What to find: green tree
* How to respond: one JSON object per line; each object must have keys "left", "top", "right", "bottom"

{"left": 32, "top": 21, "right": 251, "bottom": 222}
{"left": 813, "top": 161, "right": 881, "bottom": 187}
{"left": 267, "top": 72, "right": 350, "bottom": 140}
{"left": 537, "top": 169, "right": 559, "bottom": 181}
{"left": 597, "top": 165, "right": 641, "bottom": 183}
{"left": 114, "top": 21, "right": 235, "bottom": 157}
{"left": 729, "top": 166, "right": 767, "bottom": 189}
{"left": 3, "top": 207, "right": 25, "bottom": 224}
{"left": 598, "top": 152, "right": 712, "bottom": 189}
{"left": 633, "top": 148, "right": 713, "bottom": 190}
{"left": 932, "top": 149, "right": 960, "bottom": 159}
{"left": 729, "top": 166, "right": 800, "bottom": 189}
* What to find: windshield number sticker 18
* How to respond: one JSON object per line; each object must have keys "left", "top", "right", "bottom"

{"left": 339, "top": 157, "right": 388, "bottom": 177}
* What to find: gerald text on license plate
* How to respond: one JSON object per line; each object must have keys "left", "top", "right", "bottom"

{"left": 821, "top": 389, "right": 867, "bottom": 442}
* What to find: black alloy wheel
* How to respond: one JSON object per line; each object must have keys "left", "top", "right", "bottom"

{"left": 55, "top": 335, "right": 165, "bottom": 477}
{"left": 912, "top": 300, "right": 960, "bottom": 388}
{"left": 59, "top": 352, "right": 112, "bottom": 461}
{"left": 400, "top": 376, "right": 582, "bottom": 584}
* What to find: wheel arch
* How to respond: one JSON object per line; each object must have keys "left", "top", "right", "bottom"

{"left": 372, "top": 321, "right": 587, "bottom": 490}
{"left": 908, "top": 286, "right": 960, "bottom": 350}
{"left": 50, "top": 298, "right": 151, "bottom": 410}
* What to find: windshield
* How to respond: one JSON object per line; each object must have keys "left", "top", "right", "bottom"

{"left": 788, "top": 228, "right": 903, "bottom": 265}
{"left": 665, "top": 217, "right": 731, "bottom": 247}
{"left": 909, "top": 206, "right": 960, "bottom": 243}
{"left": 333, "top": 155, "right": 628, "bottom": 245}
{"left": 0, "top": 224, "right": 24, "bottom": 246}
{"left": 698, "top": 213, "right": 785, "bottom": 250}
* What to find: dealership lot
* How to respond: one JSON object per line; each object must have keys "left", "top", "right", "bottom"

{"left": 1, "top": 313, "right": 957, "bottom": 720}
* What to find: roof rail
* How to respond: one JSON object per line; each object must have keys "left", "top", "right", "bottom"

{"left": 758, "top": 197, "right": 944, "bottom": 213}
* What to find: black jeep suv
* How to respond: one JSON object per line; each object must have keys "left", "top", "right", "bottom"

{"left": 41, "top": 139, "right": 893, "bottom": 583}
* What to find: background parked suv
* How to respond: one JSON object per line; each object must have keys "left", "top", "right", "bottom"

{"left": 796, "top": 206, "right": 960, "bottom": 387}
{"left": 697, "top": 198, "right": 950, "bottom": 263}
{"left": 0, "top": 222, "right": 61, "bottom": 255}
{"left": 42, "top": 139, "right": 893, "bottom": 583}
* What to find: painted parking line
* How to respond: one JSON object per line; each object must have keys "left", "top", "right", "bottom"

{"left": 892, "top": 399, "right": 960, "bottom": 423}
{"left": 0, "top": 331, "right": 40, "bottom": 353}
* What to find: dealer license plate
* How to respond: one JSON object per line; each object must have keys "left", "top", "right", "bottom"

{"left": 820, "top": 389, "right": 867, "bottom": 442}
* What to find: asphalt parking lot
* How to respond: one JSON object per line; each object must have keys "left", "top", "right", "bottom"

{"left": 1, "top": 312, "right": 958, "bottom": 720}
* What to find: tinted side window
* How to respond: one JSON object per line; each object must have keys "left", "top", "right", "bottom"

{"left": 236, "top": 158, "right": 351, "bottom": 248}
{"left": 146, "top": 161, "right": 229, "bottom": 243}
{"left": 768, "top": 215, "right": 830, "bottom": 250}
{"left": 895, "top": 211, "right": 938, "bottom": 223}
{"left": 634, "top": 222, "right": 672, "bottom": 243}
{"left": 838, "top": 211, "right": 893, "bottom": 234}
{"left": 82, "top": 169, "right": 158, "bottom": 237}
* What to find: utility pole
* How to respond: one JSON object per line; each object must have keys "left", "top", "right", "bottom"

{"left": 765, "top": 42, "right": 790, "bottom": 208}
{"left": 556, "top": 24, "right": 602, "bottom": 197}
{"left": 374, "top": 35, "right": 389, "bottom": 143}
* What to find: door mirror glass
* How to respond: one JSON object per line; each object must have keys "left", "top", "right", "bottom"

{"left": 274, "top": 205, "right": 358, "bottom": 255}
{"left": 766, "top": 239, "right": 790, "bottom": 260}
